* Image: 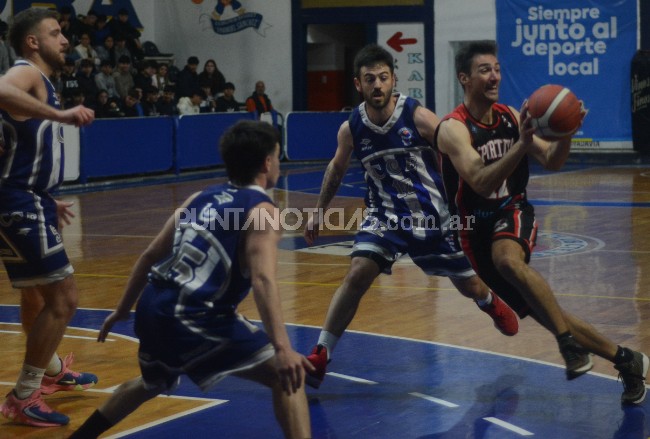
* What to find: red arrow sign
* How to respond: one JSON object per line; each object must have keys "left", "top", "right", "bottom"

{"left": 386, "top": 32, "right": 417, "bottom": 52}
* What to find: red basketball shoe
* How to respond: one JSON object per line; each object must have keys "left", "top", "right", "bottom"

{"left": 477, "top": 292, "right": 519, "bottom": 336}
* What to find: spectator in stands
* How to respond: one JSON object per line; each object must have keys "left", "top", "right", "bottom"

{"left": 61, "top": 58, "right": 80, "bottom": 108}
{"left": 95, "top": 90, "right": 123, "bottom": 118}
{"left": 215, "top": 82, "right": 242, "bottom": 112}
{"left": 200, "top": 85, "right": 216, "bottom": 113}
{"left": 109, "top": 8, "right": 143, "bottom": 60}
{"left": 113, "top": 55, "right": 135, "bottom": 99}
{"left": 246, "top": 80, "right": 273, "bottom": 116}
{"left": 58, "top": 5, "right": 79, "bottom": 46}
{"left": 77, "top": 59, "right": 99, "bottom": 107}
{"left": 92, "top": 14, "right": 111, "bottom": 47}
{"left": 141, "top": 86, "right": 160, "bottom": 117}
{"left": 122, "top": 88, "right": 144, "bottom": 117}
{"left": 198, "top": 59, "right": 226, "bottom": 97}
{"left": 75, "top": 10, "right": 98, "bottom": 43}
{"left": 177, "top": 89, "right": 204, "bottom": 115}
{"left": 95, "top": 59, "right": 119, "bottom": 98}
{"left": 134, "top": 60, "right": 157, "bottom": 91}
{"left": 0, "top": 19, "right": 15, "bottom": 75}
{"left": 75, "top": 32, "right": 101, "bottom": 67}
{"left": 152, "top": 63, "right": 171, "bottom": 94}
{"left": 95, "top": 35, "right": 115, "bottom": 64}
{"left": 175, "top": 56, "right": 200, "bottom": 99}
{"left": 158, "top": 85, "right": 178, "bottom": 116}
{"left": 113, "top": 34, "right": 132, "bottom": 68}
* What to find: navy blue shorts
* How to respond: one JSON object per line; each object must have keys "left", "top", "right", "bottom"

{"left": 134, "top": 285, "right": 275, "bottom": 392}
{"left": 0, "top": 189, "right": 72, "bottom": 288}
{"left": 351, "top": 215, "right": 475, "bottom": 279}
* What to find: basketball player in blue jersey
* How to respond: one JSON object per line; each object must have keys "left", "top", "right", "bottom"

{"left": 303, "top": 44, "right": 518, "bottom": 389}
{"left": 0, "top": 9, "right": 97, "bottom": 427}
{"left": 435, "top": 41, "right": 647, "bottom": 404}
{"left": 70, "top": 120, "right": 313, "bottom": 439}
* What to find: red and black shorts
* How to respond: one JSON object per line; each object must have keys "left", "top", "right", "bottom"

{"left": 458, "top": 199, "right": 538, "bottom": 318}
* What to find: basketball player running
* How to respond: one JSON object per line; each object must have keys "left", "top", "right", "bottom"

{"left": 304, "top": 44, "right": 518, "bottom": 389}
{"left": 435, "top": 40, "right": 647, "bottom": 404}
{"left": 70, "top": 121, "right": 313, "bottom": 439}
{"left": 0, "top": 9, "right": 98, "bottom": 427}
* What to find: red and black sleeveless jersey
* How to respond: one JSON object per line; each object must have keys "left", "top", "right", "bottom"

{"left": 435, "top": 103, "right": 527, "bottom": 217}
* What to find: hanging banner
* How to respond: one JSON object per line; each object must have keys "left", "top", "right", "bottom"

{"left": 496, "top": 0, "right": 637, "bottom": 150}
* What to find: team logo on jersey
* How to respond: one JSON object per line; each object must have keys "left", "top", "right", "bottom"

{"left": 399, "top": 127, "right": 414, "bottom": 146}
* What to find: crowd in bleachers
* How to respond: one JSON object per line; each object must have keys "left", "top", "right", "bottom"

{"left": 2, "top": 7, "right": 261, "bottom": 119}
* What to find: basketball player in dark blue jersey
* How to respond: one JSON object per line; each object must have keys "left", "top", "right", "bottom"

{"left": 303, "top": 44, "right": 518, "bottom": 389}
{"left": 436, "top": 41, "right": 647, "bottom": 404}
{"left": 0, "top": 9, "right": 97, "bottom": 427}
{"left": 70, "top": 121, "right": 313, "bottom": 439}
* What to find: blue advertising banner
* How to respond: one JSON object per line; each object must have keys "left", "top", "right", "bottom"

{"left": 496, "top": 0, "right": 637, "bottom": 148}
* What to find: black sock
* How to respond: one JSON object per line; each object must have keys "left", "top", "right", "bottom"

{"left": 614, "top": 346, "right": 633, "bottom": 364}
{"left": 556, "top": 331, "right": 572, "bottom": 343}
{"left": 69, "top": 410, "right": 114, "bottom": 439}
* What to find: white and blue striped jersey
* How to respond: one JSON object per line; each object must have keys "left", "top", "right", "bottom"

{"left": 349, "top": 93, "right": 450, "bottom": 240}
{"left": 0, "top": 60, "right": 64, "bottom": 193}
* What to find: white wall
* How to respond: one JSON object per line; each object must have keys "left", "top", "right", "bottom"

{"left": 434, "top": 0, "right": 496, "bottom": 115}
{"left": 151, "top": 0, "right": 293, "bottom": 116}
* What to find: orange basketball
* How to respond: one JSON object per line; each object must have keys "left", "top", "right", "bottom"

{"left": 527, "top": 84, "right": 583, "bottom": 140}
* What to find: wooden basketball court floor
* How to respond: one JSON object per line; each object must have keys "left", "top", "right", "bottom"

{"left": 1, "top": 159, "right": 650, "bottom": 438}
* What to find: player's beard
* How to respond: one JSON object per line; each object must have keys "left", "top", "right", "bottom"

{"left": 41, "top": 46, "right": 66, "bottom": 71}
{"left": 364, "top": 88, "right": 391, "bottom": 111}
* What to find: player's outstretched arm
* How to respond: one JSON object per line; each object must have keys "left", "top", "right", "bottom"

{"left": 304, "top": 122, "right": 354, "bottom": 246}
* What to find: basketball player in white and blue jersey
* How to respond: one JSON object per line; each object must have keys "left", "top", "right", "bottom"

{"left": 303, "top": 44, "right": 519, "bottom": 388}
{"left": 0, "top": 9, "right": 97, "bottom": 427}
{"left": 70, "top": 121, "right": 313, "bottom": 439}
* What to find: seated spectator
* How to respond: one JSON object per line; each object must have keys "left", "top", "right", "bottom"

{"left": 95, "top": 34, "right": 115, "bottom": 64}
{"left": 152, "top": 63, "right": 171, "bottom": 93}
{"left": 246, "top": 80, "right": 273, "bottom": 116}
{"left": 215, "top": 82, "right": 242, "bottom": 112}
{"left": 175, "top": 56, "right": 200, "bottom": 99}
{"left": 198, "top": 59, "right": 226, "bottom": 97}
{"left": 74, "top": 32, "right": 100, "bottom": 67}
{"left": 92, "top": 14, "right": 111, "bottom": 47}
{"left": 122, "top": 87, "right": 144, "bottom": 117}
{"left": 141, "top": 86, "right": 160, "bottom": 116}
{"left": 77, "top": 58, "right": 99, "bottom": 107}
{"left": 177, "top": 89, "right": 203, "bottom": 115}
{"left": 113, "top": 33, "right": 132, "bottom": 67}
{"left": 61, "top": 57, "right": 80, "bottom": 108}
{"left": 58, "top": 5, "right": 79, "bottom": 46}
{"left": 75, "top": 9, "right": 98, "bottom": 43}
{"left": 95, "top": 90, "right": 124, "bottom": 118}
{"left": 69, "top": 88, "right": 86, "bottom": 108}
{"left": 157, "top": 85, "right": 178, "bottom": 116}
{"left": 95, "top": 59, "right": 119, "bottom": 98}
{"left": 113, "top": 55, "right": 135, "bottom": 99}
{"left": 134, "top": 59, "right": 157, "bottom": 91}
{"left": 110, "top": 8, "right": 143, "bottom": 60}
{"left": 199, "top": 85, "right": 216, "bottom": 113}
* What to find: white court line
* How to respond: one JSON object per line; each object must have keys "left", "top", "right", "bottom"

{"left": 326, "top": 372, "right": 377, "bottom": 385}
{"left": 105, "top": 400, "right": 227, "bottom": 438}
{"left": 408, "top": 392, "right": 459, "bottom": 408}
{"left": 483, "top": 417, "right": 534, "bottom": 436}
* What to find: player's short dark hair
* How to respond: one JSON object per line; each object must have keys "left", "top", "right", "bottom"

{"left": 219, "top": 120, "right": 279, "bottom": 185}
{"left": 9, "top": 8, "right": 59, "bottom": 56}
{"left": 353, "top": 44, "right": 394, "bottom": 79}
{"left": 455, "top": 40, "right": 497, "bottom": 77}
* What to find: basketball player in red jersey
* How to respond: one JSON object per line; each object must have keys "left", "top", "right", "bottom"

{"left": 435, "top": 40, "right": 648, "bottom": 405}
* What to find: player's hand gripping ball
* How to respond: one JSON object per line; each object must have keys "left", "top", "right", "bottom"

{"left": 527, "top": 84, "right": 586, "bottom": 140}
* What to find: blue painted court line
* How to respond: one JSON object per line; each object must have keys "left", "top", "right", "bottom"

{"left": 1, "top": 306, "right": 647, "bottom": 438}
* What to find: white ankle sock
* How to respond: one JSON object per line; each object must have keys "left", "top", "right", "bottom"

{"left": 317, "top": 331, "right": 339, "bottom": 360}
{"left": 476, "top": 291, "right": 493, "bottom": 307}
{"left": 45, "top": 354, "right": 62, "bottom": 376}
{"left": 15, "top": 364, "right": 45, "bottom": 399}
